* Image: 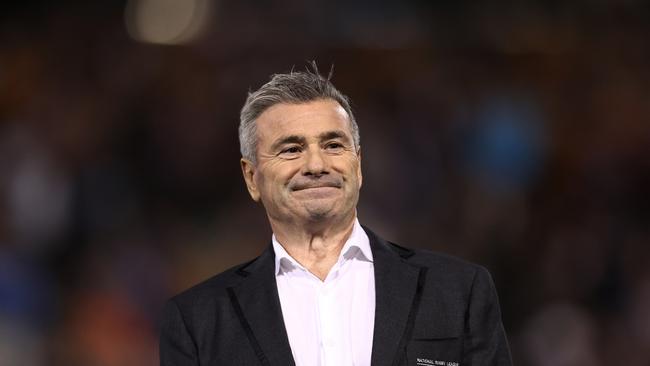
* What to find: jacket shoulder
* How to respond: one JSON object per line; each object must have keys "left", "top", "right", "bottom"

{"left": 386, "top": 241, "right": 492, "bottom": 296}
{"left": 385, "top": 239, "right": 483, "bottom": 275}
{"left": 364, "top": 226, "right": 486, "bottom": 283}
{"left": 410, "top": 247, "right": 483, "bottom": 274}
{"left": 169, "top": 256, "right": 259, "bottom": 308}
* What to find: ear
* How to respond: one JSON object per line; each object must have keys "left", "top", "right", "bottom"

{"left": 356, "top": 146, "right": 363, "bottom": 188}
{"left": 240, "top": 158, "right": 261, "bottom": 202}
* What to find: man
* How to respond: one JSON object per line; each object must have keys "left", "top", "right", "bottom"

{"left": 160, "top": 67, "right": 512, "bottom": 366}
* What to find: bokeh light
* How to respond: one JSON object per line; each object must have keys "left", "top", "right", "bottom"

{"left": 124, "top": 0, "right": 212, "bottom": 45}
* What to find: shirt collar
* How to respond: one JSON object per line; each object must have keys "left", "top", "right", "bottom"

{"left": 272, "top": 218, "right": 373, "bottom": 276}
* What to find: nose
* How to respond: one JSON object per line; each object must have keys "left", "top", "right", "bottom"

{"left": 302, "top": 146, "right": 329, "bottom": 177}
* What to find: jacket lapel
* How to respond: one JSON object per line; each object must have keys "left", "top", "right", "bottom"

{"left": 229, "top": 247, "right": 296, "bottom": 366}
{"left": 366, "top": 228, "right": 424, "bottom": 366}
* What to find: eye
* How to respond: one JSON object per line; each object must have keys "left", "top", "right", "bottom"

{"left": 327, "top": 142, "right": 343, "bottom": 148}
{"left": 325, "top": 142, "right": 345, "bottom": 152}
{"left": 284, "top": 146, "right": 301, "bottom": 153}
{"left": 278, "top": 145, "right": 302, "bottom": 158}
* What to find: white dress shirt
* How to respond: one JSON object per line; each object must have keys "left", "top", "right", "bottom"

{"left": 272, "top": 219, "right": 375, "bottom": 366}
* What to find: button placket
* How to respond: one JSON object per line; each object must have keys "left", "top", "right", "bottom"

{"left": 319, "top": 280, "right": 337, "bottom": 366}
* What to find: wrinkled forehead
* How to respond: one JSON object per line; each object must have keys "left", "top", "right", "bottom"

{"left": 255, "top": 100, "right": 353, "bottom": 143}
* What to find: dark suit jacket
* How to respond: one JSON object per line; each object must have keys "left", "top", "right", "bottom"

{"left": 160, "top": 228, "right": 512, "bottom": 366}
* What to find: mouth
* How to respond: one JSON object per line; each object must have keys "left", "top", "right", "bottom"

{"left": 290, "top": 185, "right": 340, "bottom": 200}
{"left": 289, "top": 175, "right": 344, "bottom": 195}
{"left": 292, "top": 184, "right": 340, "bottom": 192}
{"left": 290, "top": 180, "right": 342, "bottom": 191}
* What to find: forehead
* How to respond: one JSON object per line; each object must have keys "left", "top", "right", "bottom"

{"left": 255, "top": 99, "right": 352, "bottom": 141}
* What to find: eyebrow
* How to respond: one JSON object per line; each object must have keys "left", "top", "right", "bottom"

{"left": 270, "top": 135, "right": 307, "bottom": 152}
{"left": 318, "top": 130, "right": 351, "bottom": 143}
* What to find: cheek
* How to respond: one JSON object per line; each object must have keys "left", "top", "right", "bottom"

{"left": 257, "top": 166, "right": 292, "bottom": 193}
{"left": 254, "top": 172, "right": 275, "bottom": 199}
{"left": 348, "top": 160, "right": 361, "bottom": 180}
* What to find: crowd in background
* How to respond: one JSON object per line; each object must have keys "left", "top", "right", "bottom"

{"left": 1, "top": 1, "right": 649, "bottom": 365}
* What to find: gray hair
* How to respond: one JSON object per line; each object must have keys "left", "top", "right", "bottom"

{"left": 239, "top": 66, "right": 359, "bottom": 164}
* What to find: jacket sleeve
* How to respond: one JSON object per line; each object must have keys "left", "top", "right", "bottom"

{"left": 160, "top": 299, "right": 199, "bottom": 366}
{"left": 462, "top": 266, "right": 513, "bottom": 366}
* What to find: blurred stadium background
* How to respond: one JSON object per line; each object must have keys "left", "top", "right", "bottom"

{"left": 1, "top": 0, "right": 649, "bottom": 365}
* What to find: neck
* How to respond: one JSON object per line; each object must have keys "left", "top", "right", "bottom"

{"left": 270, "top": 213, "right": 356, "bottom": 281}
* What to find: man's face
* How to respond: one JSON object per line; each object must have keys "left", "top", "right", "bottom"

{"left": 241, "top": 99, "right": 362, "bottom": 226}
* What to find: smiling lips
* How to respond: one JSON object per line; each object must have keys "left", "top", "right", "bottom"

{"left": 289, "top": 177, "right": 342, "bottom": 192}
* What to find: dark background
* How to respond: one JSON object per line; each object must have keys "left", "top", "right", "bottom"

{"left": 1, "top": 0, "right": 649, "bottom": 365}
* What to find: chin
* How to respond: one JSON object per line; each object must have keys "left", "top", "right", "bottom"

{"left": 304, "top": 205, "right": 333, "bottom": 217}
{"left": 303, "top": 204, "right": 356, "bottom": 224}
{"left": 305, "top": 212, "right": 332, "bottom": 223}
{"left": 301, "top": 204, "right": 337, "bottom": 222}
